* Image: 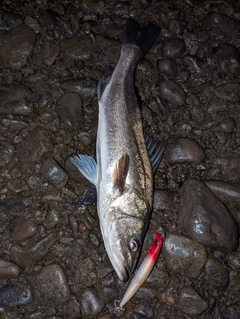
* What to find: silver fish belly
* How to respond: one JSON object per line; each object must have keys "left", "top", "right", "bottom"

{"left": 71, "top": 19, "right": 165, "bottom": 281}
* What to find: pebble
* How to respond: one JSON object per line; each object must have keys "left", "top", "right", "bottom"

{"left": 157, "top": 58, "right": 177, "bottom": 77}
{"left": 153, "top": 189, "right": 176, "bottom": 211}
{"left": 228, "top": 248, "right": 240, "bottom": 270}
{"left": 219, "top": 117, "right": 236, "bottom": 133}
{"left": 222, "top": 157, "right": 240, "bottom": 181}
{"left": 204, "top": 180, "right": 240, "bottom": 203}
{"left": 8, "top": 216, "right": 37, "bottom": 242}
{"left": 2, "top": 119, "right": 28, "bottom": 131}
{"left": 178, "top": 286, "right": 208, "bottom": 317}
{"left": 10, "top": 231, "right": 57, "bottom": 268}
{"left": 64, "top": 298, "right": 81, "bottom": 319}
{"left": 0, "top": 25, "right": 36, "bottom": 69}
{"left": 162, "top": 38, "right": 185, "bottom": 57}
{"left": 159, "top": 80, "right": 185, "bottom": 106}
{"left": 18, "top": 127, "right": 53, "bottom": 163}
{"left": 0, "top": 144, "right": 14, "bottom": 167}
{"left": 227, "top": 270, "right": 240, "bottom": 295}
{"left": 168, "top": 20, "right": 186, "bottom": 35}
{"left": 183, "top": 55, "right": 206, "bottom": 74}
{"left": 24, "top": 15, "right": 41, "bottom": 33}
{"left": 179, "top": 179, "right": 238, "bottom": 253}
{"left": 165, "top": 138, "right": 205, "bottom": 164}
{"left": 69, "top": 215, "right": 78, "bottom": 238}
{"left": 0, "top": 197, "right": 31, "bottom": 210}
{"left": 215, "top": 43, "right": 240, "bottom": 77}
{"left": 79, "top": 289, "right": 104, "bottom": 317}
{"left": 41, "top": 41, "right": 59, "bottom": 66}
{"left": 162, "top": 233, "right": 207, "bottom": 278}
{"left": 204, "top": 256, "right": 229, "bottom": 290}
{"left": 203, "top": 12, "right": 240, "bottom": 37}
{"left": 0, "top": 84, "right": 33, "bottom": 115}
{"left": 56, "top": 93, "right": 83, "bottom": 129}
{"left": 0, "top": 284, "right": 32, "bottom": 307}
{"left": 207, "top": 97, "right": 228, "bottom": 113}
{"left": 60, "top": 36, "right": 93, "bottom": 60}
{"left": 0, "top": 258, "right": 19, "bottom": 279}
{"left": 30, "top": 264, "right": 70, "bottom": 305}
{"left": 40, "top": 158, "right": 69, "bottom": 189}
{"left": 0, "top": 11, "right": 22, "bottom": 30}
{"left": 43, "top": 210, "right": 60, "bottom": 230}
{"left": 214, "top": 83, "right": 240, "bottom": 102}
{"left": 61, "top": 78, "right": 97, "bottom": 100}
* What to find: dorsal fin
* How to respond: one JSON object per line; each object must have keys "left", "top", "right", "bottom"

{"left": 113, "top": 154, "right": 130, "bottom": 193}
{"left": 145, "top": 134, "right": 167, "bottom": 174}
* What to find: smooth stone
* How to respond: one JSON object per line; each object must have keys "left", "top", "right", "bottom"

{"left": 30, "top": 264, "right": 70, "bottom": 305}
{"left": 215, "top": 43, "right": 240, "bottom": 77}
{"left": 0, "top": 258, "right": 19, "bottom": 279}
{"left": 204, "top": 256, "right": 229, "bottom": 290}
{"left": 157, "top": 58, "right": 177, "bottom": 77}
{"left": 40, "top": 158, "right": 69, "bottom": 189}
{"left": 0, "top": 197, "right": 31, "bottom": 210}
{"left": 8, "top": 216, "right": 37, "bottom": 242}
{"left": 178, "top": 286, "right": 208, "bottom": 317}
{"left": 0, "top": 24, "right": 36, "bottom": 69}
{"left": 162, "top": 38, "right": 185, "bottom": 57}
{"left": 61, "top": 78, "right": 97, "bottom": 100}
{"left": 0, "top": 84, "right": 33, "bottom": 115}
{"left": 153, "top": 189, "right": 176, "bottom": 211}
{"left": 0, "top": 284, "right": 32, "bottom": 307}
{"left": 159, "top": 80, "right": 185, "bottom": 106}
{"left": 204, "top": 180, "right": 240, "bottom": 203}
{"left": 214, "top": 83, "right": 240, "bottom": 102}
{"left": 219, "top": 117, "right": 236, "bottom": 133}
{"left": 41, "top": 41, "right": 59, "bottom": 65}
{"left": 179, "top": 179, "right": 238, "bottom": 253}
{"left": 165, "top": 138, "right": 205, "bottom": 164}
{"left": 10, "top": 231, "right": 57, "bottom": 268}
{"left": 162, "top": 233, "right": 207, "bottom": 278}
{"left": 222, "top": 157, "right": 240, "bottom": 180}
{"left": 80, "top": 289, "right": 104, "bottom": 317}
{"left": 44, "top": 210, "right": 60, "bottom": 230}
{"left": 0, "top": 144, "right": 14, "bottom": 167}
{"left": 183, "top": 55, "right": 206, "bottom": 74}
{"left": 24, "top": 15, "right": 41, "bottom": 33}
{"left": 203, "top": 12, "right": 240, "bottom": 37}
{"left": 228, "top": 247, "right": 240, "bottom": 270}
{"left": 2, "top": 119, "right": 28, "bottom": 131}
{"left": 60, "top": 36, "right": 93, "bottom": 60}
{"left": 207, "top": 97, "right": 228, "bottom": 113}
{"left": 56, "top": 92, "right": 83, "bottom": 129}
{"left": 169, "top": 20, "right": 186, "bottom": 35}
{"left": 18, "top": 127, "right": 53, "bottom": 164}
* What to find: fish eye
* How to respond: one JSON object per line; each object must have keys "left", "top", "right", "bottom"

{"left": 128, "top": 237, "right": 139, "bottom": 252}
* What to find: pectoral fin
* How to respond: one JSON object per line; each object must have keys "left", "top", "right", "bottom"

{"left": 113, "top": 154, "right": 130, "bottom": 193}
{"left": 145, "top": 134, "right": 167, "bottom": 174}
{"left": 71, "top": 154, "right": 97, "bottom": 186}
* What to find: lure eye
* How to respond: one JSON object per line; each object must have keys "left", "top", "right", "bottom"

{"left": 128, "top": 237, "right": 139, "bottom": 252}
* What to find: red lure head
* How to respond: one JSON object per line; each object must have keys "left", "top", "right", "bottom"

{"left": 148, "top": 232, "right": 164, "bottom": 262}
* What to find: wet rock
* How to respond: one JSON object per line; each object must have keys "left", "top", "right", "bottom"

{"left": 157, "top": 58, "right": 177, "bottom": 77}
{"left": 204, "top": 256, "right": 229, "bottom": 290}
{"left": 30, "top": 264, "right": 70, "bottom": 305}
{"left": 227, "top": 270, "right": 240, "bottom": 295}
{"left": 215, "top": 43, "right": 240, "bottom": 77}
{"left": 41, "top": 158, "right": 68, "bottom": 189}
{"left": 162, "top": 38, "right": 185, "bottom": 58}
{"left": 0, "top": 284, "right": 32, "bottom": 307}
{"left": 183, "top": 55, "right": 206, "bottom": 74}
{"left": 222, "top": 157, "right": 240, "bottom": 180}
{"left": 219, "top": 117, "right": 236, "bottom": 133}
{"left": 162, "top": 233, "right": 207, "bottom": 278}
{"left": 204, "top": 180, "right": 240, "bottom": 203}
{"left": 24, "top": 15, "right": 41, "bottom": 33}
{"left": 44, "top": 210, "right": 60, "bottom": 230}
{"left": 165, "top": 138, "right": 205, "bottom": 164}
{"left": 60, "top": 36, "right": 93, "bottom": 60}
{"left": 214, "top": 83, "right": 240, "bottom": 102}
{"left": 0, "top": 25, "right": 36, "bottom": 69}
{"left": 178, "top": 286, "right": 208, "bottom": 317}
{"left": 179, "top": 179, "right": 238, "bottom": 253}
{"left": 134, "top": 304, "right": 154, "bottom": 318}
{"left": 0, "top": 144, "right": 14, "bottom": 167}
{"left": 8, "top": 216, "right": 37, "bottom": 242}
{"left": 41, "top": 41, "right": 59, "bottom": 65}
{"left": 80, "top": 289, "right": 104, "bottom": 317}
{"left": 56, "top": 92, "right": 83, "bottom": 129}
{"left": 0, "top": 197, "right": 31, "bottom": 210}
{"left": 0, "top": 258, "right": 19, "bottom": 279}
{"left": 0, "top": 84, "right": 33, "bottom": 115}
{"left": 203, "top": 12, "right": 240, "bottom": 37}
{"left": 69, "top": 215, "right": 78, "bottom": 239}
{"left": 18, "top": 127, "right": 53, "bottom": 163}
{"left": 159, "top": 80, "right": 185, "bottom": 106}
{"left": 102, "top": 287, "right": 121, "bottom": 303}
{"left": 228, "top": 247, "right": 240, "bottom": 270}
{"left": 61, "top": 78, "right": 97, "bottom": 100}
{"left": 10, "top": 231, "right": 57, "bottom": 268}
{"left": 169, "top": 20, "right": 186, "bottom": 35}
{"left": 207, "top": 97, "right": 228, "bottom": 113}
{"left": 2, "top": 119, "right": 28, "bottom": 131}
{"left": 0, "top": 11, "right": 22, "bottom": 30}
{"left": 64, "top": 298, "right": 81, "bottom": 319}
{"left": 153, "top": 189, "right": 176, "bottom": 211}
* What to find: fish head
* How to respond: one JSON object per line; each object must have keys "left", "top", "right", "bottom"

{"left": 101, "top": 208, "right": 146, "bottom": 281}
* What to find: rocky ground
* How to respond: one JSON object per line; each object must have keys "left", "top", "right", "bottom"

{"left": 0, "top": 0, "right": 240, "bottom": 318}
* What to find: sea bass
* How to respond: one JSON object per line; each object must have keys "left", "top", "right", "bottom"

{"left": 71, "top": 19, "right": 166, "bottom": 281}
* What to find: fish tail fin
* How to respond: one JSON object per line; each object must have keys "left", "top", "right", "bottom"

{"left": 123, "top": 19, "right": 160, "bottom": 58}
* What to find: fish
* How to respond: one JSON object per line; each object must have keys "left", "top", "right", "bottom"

{"left": 71, "top": 19, "right": 166, "bottom": 281}
{"left": 116, "top": 231, "right": 164, "bottom": 310}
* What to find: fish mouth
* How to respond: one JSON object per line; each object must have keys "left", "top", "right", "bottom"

{"left": 110, "top": 240, "right": 131, "bottom": 282}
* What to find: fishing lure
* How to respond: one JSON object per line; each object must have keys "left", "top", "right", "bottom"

{"left": 115, "top": 231, "right": 164, "bottom": 310}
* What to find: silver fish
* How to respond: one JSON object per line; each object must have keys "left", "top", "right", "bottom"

{"left": 71, "top": 19, "right": 166, "bottom": 281}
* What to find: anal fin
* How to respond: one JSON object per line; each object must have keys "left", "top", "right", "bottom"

{"left": 113, "top": 154, "right": 130, "bottom": 193}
